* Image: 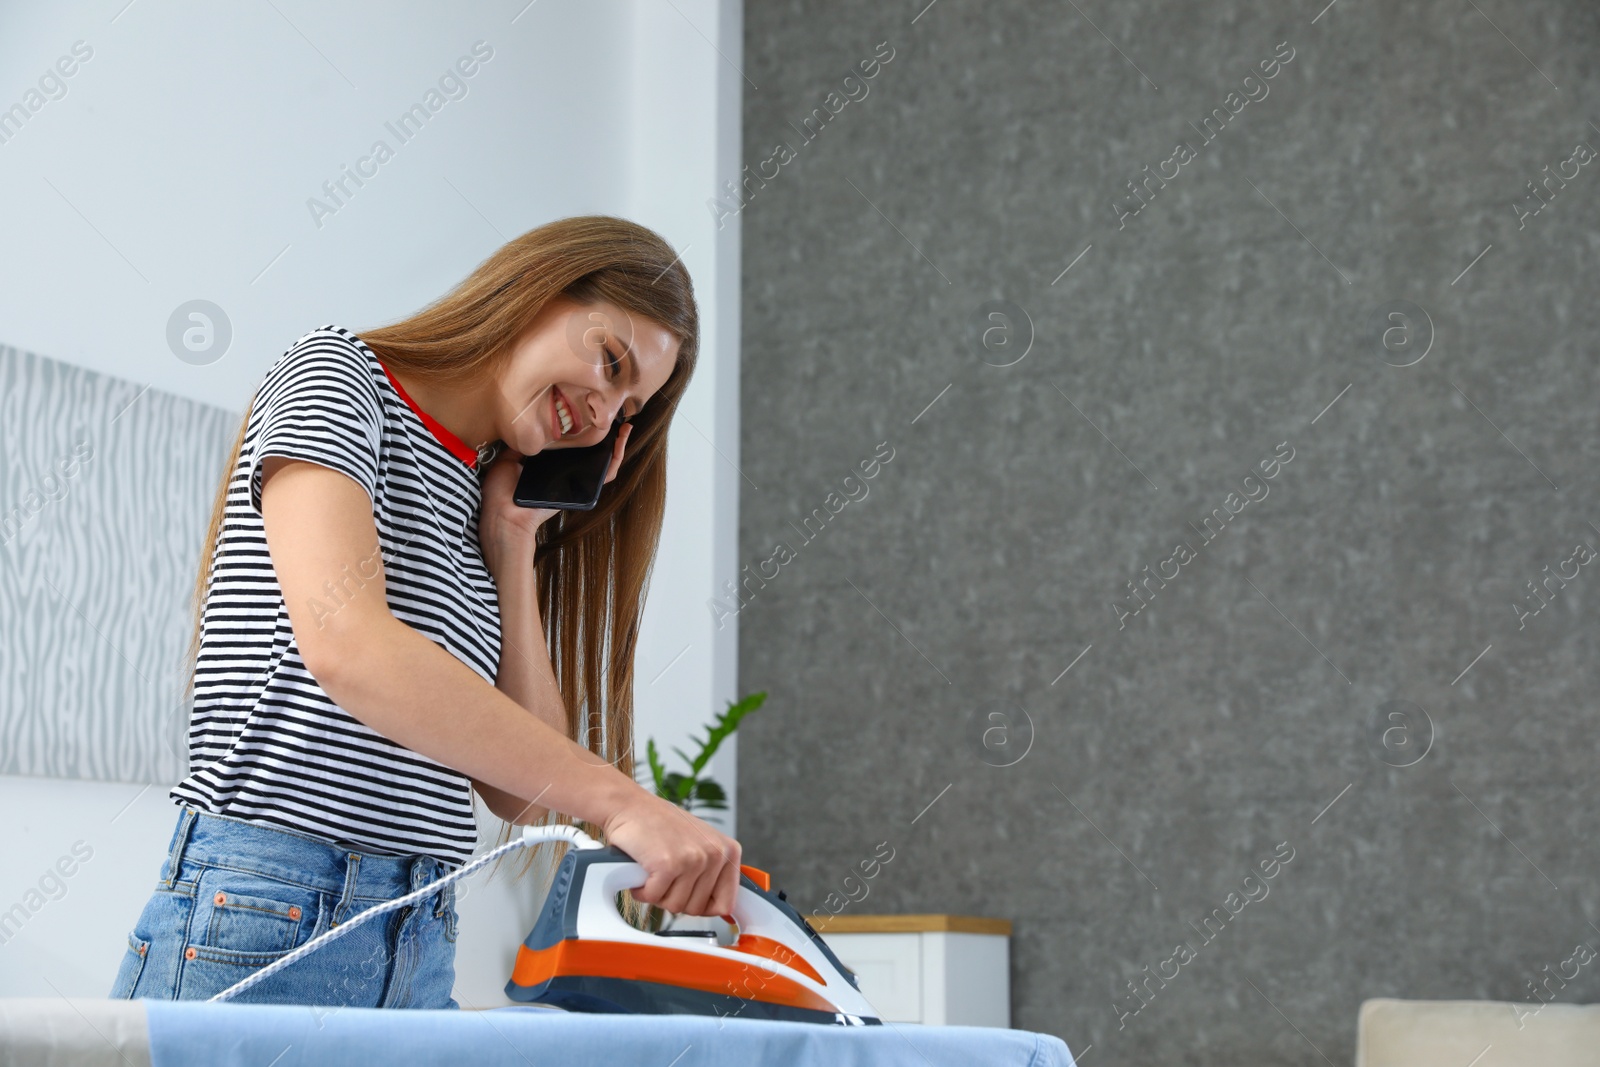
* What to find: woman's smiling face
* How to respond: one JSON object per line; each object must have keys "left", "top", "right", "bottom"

{"left": 494, "top": 295, "right": 679, "bottom": 457}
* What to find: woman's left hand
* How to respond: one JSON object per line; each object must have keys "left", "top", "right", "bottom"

{"left": 478, "top": 423, "right": 632, "bottom": 575}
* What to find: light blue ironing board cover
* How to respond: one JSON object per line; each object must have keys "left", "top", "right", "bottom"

{"left": 145, "top": 1001, "right": 1077, "bottom": 1066}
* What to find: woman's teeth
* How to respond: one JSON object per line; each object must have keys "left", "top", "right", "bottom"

{"left": 555, "top": 391, "right": 574, "bottom": 435}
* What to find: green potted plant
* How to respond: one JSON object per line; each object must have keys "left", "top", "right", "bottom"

{"left": 640, "top": 691, "right": 766, "bottom": 819}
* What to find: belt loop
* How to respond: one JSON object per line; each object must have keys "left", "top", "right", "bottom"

{"left": 333, "top": 852, "right": 362, "bottom": 926}
{"left": 430, "top": 861, "right": 452, "bottom": 918}
{"left": 161, "top": 807, "right": 199, "bottom": 889}
{"left": 410, "top": 857, "right": 432, "bottom": 917}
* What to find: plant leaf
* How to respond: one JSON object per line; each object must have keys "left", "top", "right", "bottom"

{"left": 686, "top": 691, "right": 767, "bottom": 776}
{"left": 683, "top": 782, "right": 728, "bottom": 813}
{"left": 662, "top": 772, "right": 695, "bottom": 805}
{"left": 640, "top": 692, "right": 768, "bottom": 810}
{"left": 645, "top": 738, "right": 666, "bottom": 793}
{"left": 686, "top": 778, "right": 727, "bottom": 812}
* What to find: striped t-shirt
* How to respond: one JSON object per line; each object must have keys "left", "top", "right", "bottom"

{"left": 170, "top": 325, "right": 502, "bottom": 869}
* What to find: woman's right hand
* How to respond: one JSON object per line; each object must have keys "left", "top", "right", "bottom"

{"left": 601, "top": 790, "right": 743, "bottom": 917}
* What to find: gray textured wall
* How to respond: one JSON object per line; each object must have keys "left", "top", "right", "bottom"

{"left": 735, "top": 1, "right": 1600, "bottom": 1061}
{"left": 1, "top": 343, "right": 235, "bottom": 784}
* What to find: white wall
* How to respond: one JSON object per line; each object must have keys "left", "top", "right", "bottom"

{"left": 0, "top": 0, "right": 741, "bottom": 1005}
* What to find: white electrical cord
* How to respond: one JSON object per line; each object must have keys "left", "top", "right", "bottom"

{"left": 209, "top": 823, "right": 604, "bottom": 1003}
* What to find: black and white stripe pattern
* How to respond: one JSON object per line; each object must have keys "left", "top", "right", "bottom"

{"left": 170, "top": 326, "right": 501, "bottom": 869}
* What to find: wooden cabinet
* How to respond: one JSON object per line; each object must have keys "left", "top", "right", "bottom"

{"left": 802, "top": 914, "right": 1011, "bottom": 1027}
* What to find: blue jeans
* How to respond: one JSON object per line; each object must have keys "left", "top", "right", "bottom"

{"left": 108, "top": 805, "right": 460, "bottom": 1009}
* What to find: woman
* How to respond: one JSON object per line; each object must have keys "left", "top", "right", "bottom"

{"left": 109, "top": 215, "right": 742, "bottom": 1008}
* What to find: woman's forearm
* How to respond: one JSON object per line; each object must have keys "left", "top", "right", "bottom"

{"left": 484, "top": 544, "right": 570, "bottom": 824}
{"left": 314, "top": 609, "right": 639, "bottom": 832}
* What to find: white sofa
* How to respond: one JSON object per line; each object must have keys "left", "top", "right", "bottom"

{"left": 1359, "top": 998, "right": 1600, "bottom": 1066}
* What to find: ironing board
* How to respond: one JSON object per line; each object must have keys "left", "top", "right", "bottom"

{"left": 1, "top": 997, "right": 1077, "bottom": 1066}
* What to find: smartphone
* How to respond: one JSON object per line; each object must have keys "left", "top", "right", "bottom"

{"left": 512, "top": 417, "right": 625, "bottom": 510}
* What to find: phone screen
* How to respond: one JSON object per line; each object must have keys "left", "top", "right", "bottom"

{"left": 512, "top": 418, "right": 624, "bottom": 510}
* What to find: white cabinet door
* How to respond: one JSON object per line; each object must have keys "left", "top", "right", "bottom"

{"left": 820, "top": 930, "right": 1012, "bottom": 1027}
{"left": 823, "top": 932, "right": 924, "bottom": 1023}
{"left": 922, "top": 932, "right": 1010, "bottom": 1027}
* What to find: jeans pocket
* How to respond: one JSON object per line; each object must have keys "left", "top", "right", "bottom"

{"left": 196, "top": 868, "right": 322, "bottom": 957}
{"left": 108, "top": 933, "right": 150, "bottom": 999}
{"left": 178, "top": 868, "right": 330, "bottom": 1002}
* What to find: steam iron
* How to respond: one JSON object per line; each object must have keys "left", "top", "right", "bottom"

{"left": 506, "top": 844, "right": 883, "bottom": 1025}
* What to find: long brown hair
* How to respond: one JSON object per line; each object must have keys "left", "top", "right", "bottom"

{"left": 181, "top": 215, "right": 700, "bottom": 911}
